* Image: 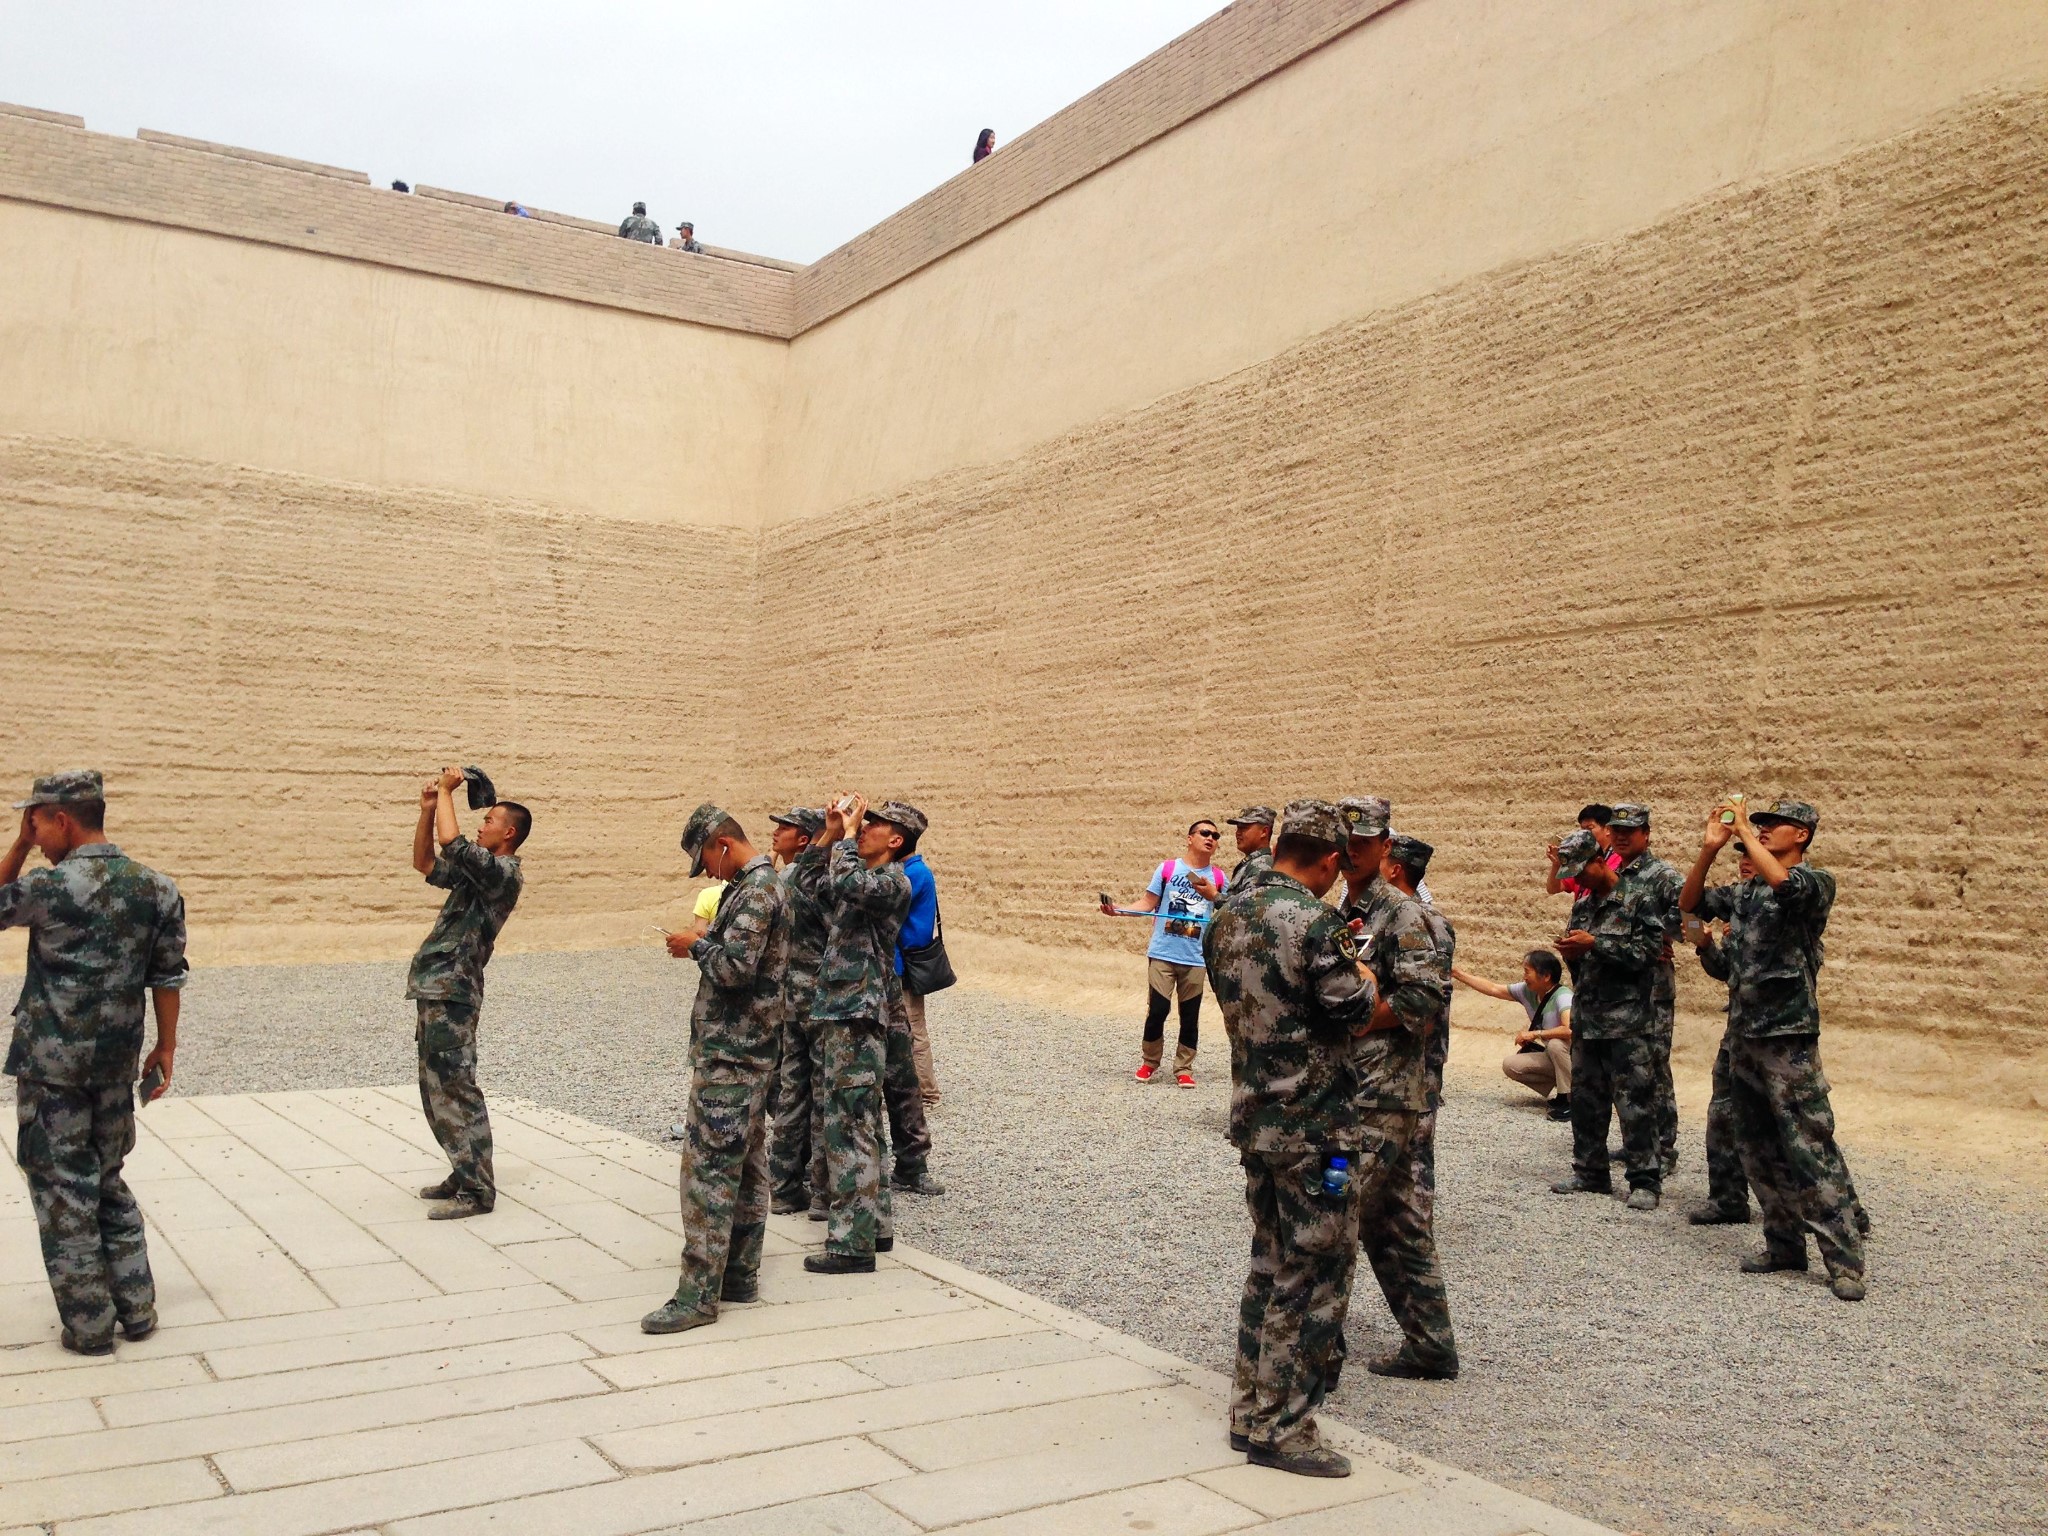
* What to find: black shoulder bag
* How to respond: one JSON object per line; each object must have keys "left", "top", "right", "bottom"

{"left": 901, "top": 905, "right": 957, "bottom": 995}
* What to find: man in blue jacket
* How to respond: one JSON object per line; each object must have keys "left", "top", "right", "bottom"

{"left": 887, "top": 832, "right": 945, "bottom": 1196}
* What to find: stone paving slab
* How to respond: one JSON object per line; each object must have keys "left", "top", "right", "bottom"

{"left": 0, "top": 1089, "right": 1620, "bottom": 1535}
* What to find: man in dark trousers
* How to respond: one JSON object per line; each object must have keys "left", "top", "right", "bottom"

{"left": 408, "top": 765, "right": 530, "bottom": 1220}
{"left": 0, "top": 770, "right": 185, "bottom": 1354}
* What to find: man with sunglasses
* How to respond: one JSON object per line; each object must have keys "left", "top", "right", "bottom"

{"left": 1102, "top": 818, "right": 1229, "bottom": 1087}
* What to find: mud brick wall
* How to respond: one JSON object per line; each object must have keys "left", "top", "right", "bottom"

{"left": 748, "top": 94, "right": 2048, "bottom": 1072}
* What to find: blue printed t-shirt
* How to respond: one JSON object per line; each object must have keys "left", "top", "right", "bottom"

{"left": 1147, "top": 859, "right": 1226, "bottom": 967}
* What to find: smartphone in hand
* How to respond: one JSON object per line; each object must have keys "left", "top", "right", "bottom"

{"left": 138, "top": 1063, "right": 166, "bottom": 1105}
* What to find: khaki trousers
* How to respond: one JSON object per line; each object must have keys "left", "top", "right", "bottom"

{"left": 1502, "top": 1039, "right": 1571, "bottom": 1097}
{"left": 902, "top": 988, "right": 940, "bottom": 1103}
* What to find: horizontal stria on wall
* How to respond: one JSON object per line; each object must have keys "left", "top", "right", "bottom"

{"left": 0, "top": 437, "right": 754, "bottom": 961}
{"left": 748, "top": 92, "right": 2048, "bottom": 1070}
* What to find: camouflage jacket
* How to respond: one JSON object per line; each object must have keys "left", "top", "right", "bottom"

{"left": 795, "top": 840, "right": 911, "bottom": 1023}
{"left": 406, "top": 836, "right": 523, "bottom": 1007}
{"left": 1354, "top": 887, "right": 1450, "bottom": 1113}
{"left": 0, "top": 844, "right": 188, "bottom": 1086}
{"left": 1416, "top": 899, "right": 1458, "bottom": 1106}
{"left": 1694, "top": 864, "right": 1835, "bottom": 1037}
{"left": 1231, "top": 848, "right": 1274, "bottom": 888}
{"left": 1624, "top": 852, "right": 1684, "bottom": 1005}
{"left": 688, "top": 854, "right": 788, "bottom": 1074}
{"left": 1563, "top": 874, "right": 1664, "bottom": 1040}
{"left": 1204, "top": 870, "right": 1376, "bottom": 1154}
{"left": 1342, "top": 872, "right": 1401, "bottom": 945}
{"left": 618, "top": 214, "right": 662, "bottom": 243}
{"left": 779, "top": 858, "right": 829, "bottom": 1005}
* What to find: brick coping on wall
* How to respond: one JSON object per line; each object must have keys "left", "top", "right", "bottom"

{"left": 0, "top": 0, "right": 1404, "bottom": 338}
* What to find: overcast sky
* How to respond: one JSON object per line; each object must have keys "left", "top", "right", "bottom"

{"left": 0, "top": 1, "right": 1225, "bottom": 262}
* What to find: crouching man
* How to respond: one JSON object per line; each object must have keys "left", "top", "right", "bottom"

{"left": 1205, "top": 800, "right": 1377, "bottom": 1479}
{"left": 1, "top": 770, "right": 186, "bottom": 1354}
{"left": 644, "top": 805, "right": 789, "bottom": 1332}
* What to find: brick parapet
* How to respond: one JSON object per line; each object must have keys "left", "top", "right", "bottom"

{"left": 135, "top": 129, "right": 371, "bottom": 183}
{"left": 0, "top": 113, "right": 795, "bottom": 337}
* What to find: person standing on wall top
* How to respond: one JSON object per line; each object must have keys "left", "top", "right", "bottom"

{"left": 1227, "top": 806, "right": 1276, "bottom": 889}
{"left": 973, "top": 128, "right": 996, "bottom": 163}
{"left": 618, "top": 201, "right": 662, "bottom": 243}
{"left": 0, "top": 770, "right": 185, "bottom": 1356}
{"left": 1680, "top": 798, "right": 1866, "bottom": 1300}
{"left": 642, "top": 804, "right": 787, "bottom": 1334}
{"left": 407, "top": 765, "right": 530, "bottom": 1221}
{"left": 1102, "top": 818, "right": 1228, "bottom": 1087}
{"left": 670, "top": 220, "right": 704, "bottom": 253}
{"left": 893, "top": 832, "right": 943, "bottom": 1111}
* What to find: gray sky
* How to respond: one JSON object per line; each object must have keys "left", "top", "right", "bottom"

{"left": 0, "top": 1, "right": 1225, "bottom": 262}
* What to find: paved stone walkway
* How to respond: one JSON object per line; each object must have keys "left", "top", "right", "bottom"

{"left": 0, "top": 1089, "right": 1618, "bottom": 1535}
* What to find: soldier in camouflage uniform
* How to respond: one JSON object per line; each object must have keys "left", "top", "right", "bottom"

{"left": 643, "top": 806, "right": 789, "bottom": 1333}
{"left": 408, "top": 766, "right": 529, "bottom": 1220}
{"left": 617, "top": 201, "right": 662, "bottom": 242}
{"left": 1608, "top": 804, "right": 1684, "bottom": 1176}
{"left": 1688, "top": 923, "right": 1753, "bottom": 1223}
{"left": 1336, "top": 797, "right": 1395, "bottom": 936}
{"left": 1205, "top": 800, "right": 1376, "bottom": 1479}
{"left": 1552, "top": 827, "right": 1666, "bottom": 1208}
{"left": 1, "top": 770, "right": 186, "bottom": 1355}
{"left": 1682, "top": 799, "right": 1867, "bottom": 1299}
{"left": 1355, "top": 833, "right": 1460, "bottom": 1381}
{"left": 766, "top": 808, "right": 829, "bottom": 1216}
{"left": 1226, "top": 806, "right": 1276, "bottom": 889}
{"left": 794, "top": 794, "right": 922, "bottom": 1274}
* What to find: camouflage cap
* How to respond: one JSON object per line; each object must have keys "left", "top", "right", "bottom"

{"left": 868, "top": 800, "right": 928, "bottom": 839}
{"left": 1387, "top": 832, "right": 1435, "bottom": 873}
{"left": 679, "top": 802, "right": 731, "bottom": 877}
{"left": 1607, "top": 801, "right": 1649, "bottom": 830}
{"left": 1338, "top": 796, "right": 1391, "bottom": 839}
{"left": 462, "top": 765, "right": 497, "bottom": 810}
{"left": 1226, "top": 805, "right": 1277, "bottom": 828}
{"left": 1554, "top": 827, "right": 1601, "bottom": 878}
{"left": 13, "top": 769, "right": 104, "bottom": 809}
{"left": 1277, "top": 798, "right": 1346, "bottom": 847}
{"left": 1750, "top": 798, "right": 1820, "bottom": 831}
{"left": 770, "top": 806, "right": 826, "bottom": 837}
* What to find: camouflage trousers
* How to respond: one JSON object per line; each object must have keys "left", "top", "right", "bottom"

{"left": 1651, "top": 986, "right": 1679, "bottom": 1168}
{"left": 769, "top": 1011, "right": 824, "bottom": 1209}
{"left": 1359, "top": 1106, "right": 1457, "bottom": 1372}
{"left": 14, "top": 1078, "right": 155, "bottom": 1348}
{"left": 1702, "top": 1029, "right": 1752, "bottom": 1214}
{"left": 1570, "top": 1034, "right": 1662, "bottom": 1192}
{"left": 416, "top": 1001, "right": 494, "bottom": 1205}
{"left": 883, "top": 988, "right": 932, "bottom": 1181}
{"left": 1233, "top": 1147, "right": 1361, "bottom": 1454}
{"left": 817, "top": 1018, "right": 893, "bottom": 1257}
{"left": 670, "top": 1062, "right": 772, "bottom": 1317}
{"left": 1727, "top": 1035, "right": 1864, "bottom": 1279}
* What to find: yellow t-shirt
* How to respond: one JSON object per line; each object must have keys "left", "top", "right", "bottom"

{"left": 693, "top": 882, "right": 725, "bottom": 922}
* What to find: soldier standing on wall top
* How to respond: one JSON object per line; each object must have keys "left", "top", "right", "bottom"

{"left": 1680, "top": 797, "right": 1867, "bottom": 1300}
{"left": 791, "top": 794, "right": 925, "bottom": 1275}
{"left": 408, "top": 765, "right": 530, "bottom": 1221}
{"left": 0, "top": 770, "right": 185, "bottom": 1355}
{"left": 1205, "top": 799, "right": 1377, "bottom": 1479}
{"left": 618, "top": 201, "right": 662, "bottom": 243}
{"left": 1226, "top": 806, "right": 1277, "bottom": 888}
{"left": 643, "top": 805, "right": 788, "bottom": 1333}
{"left": 1550, "top": 827, "right": 1666, "bottom": 1209}
{"left": 1607, "top": 803, "right": 1685, "bottom": 1177}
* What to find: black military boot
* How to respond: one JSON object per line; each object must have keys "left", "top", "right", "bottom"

{"left": 1687, "top": 1201, "right": 1751, "bottom": 1225}
{"left": 804, "top": 1250, "right": 877, "bottom": 1274}
{"left": 891, "top": 1167, "right": 947, "bottom": 1196}
{"left": 718, "top": 1272, "right": 759, "bottom": 1304}
{"left": 1739, "top": 1248, "right": 1808, "bottom": 1274}
{"left": 1366, "top": 1348, "right": 1459, "bottom": 1381}
{"left": 418, "top": 1175, "right": 460, "bottom": 1200}
{"left": 428, "top": 1190, "right": 493, "bottom": 1220}
{"left": 1550, "top": 1174, "right": 1612, "bottom": 1195}
{"left": 119, "top": 1309, "right": 157, "bottom": 1342}
{"left": 1248, "top": 1442, "right": 1352, "bottom": 1478}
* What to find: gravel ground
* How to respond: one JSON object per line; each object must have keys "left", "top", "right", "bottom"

{"left": 165, "top": 949, "right": 2048, "bottom": 1536}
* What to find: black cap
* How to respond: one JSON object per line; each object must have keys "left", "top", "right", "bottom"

{"left": 462, "top": 766, "right": 497, "bottom": 810}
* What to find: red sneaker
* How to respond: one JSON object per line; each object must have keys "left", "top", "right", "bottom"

{"left": 1176, "top": 1071, "right": 1196, "bottom": 1089}
{"left": 1134, "top": 1063, "right": 1157, "bottom": 1082}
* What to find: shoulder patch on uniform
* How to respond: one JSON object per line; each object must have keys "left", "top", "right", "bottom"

{"left": 1335, "top": 928, "right": 1359, "bottom": 963}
